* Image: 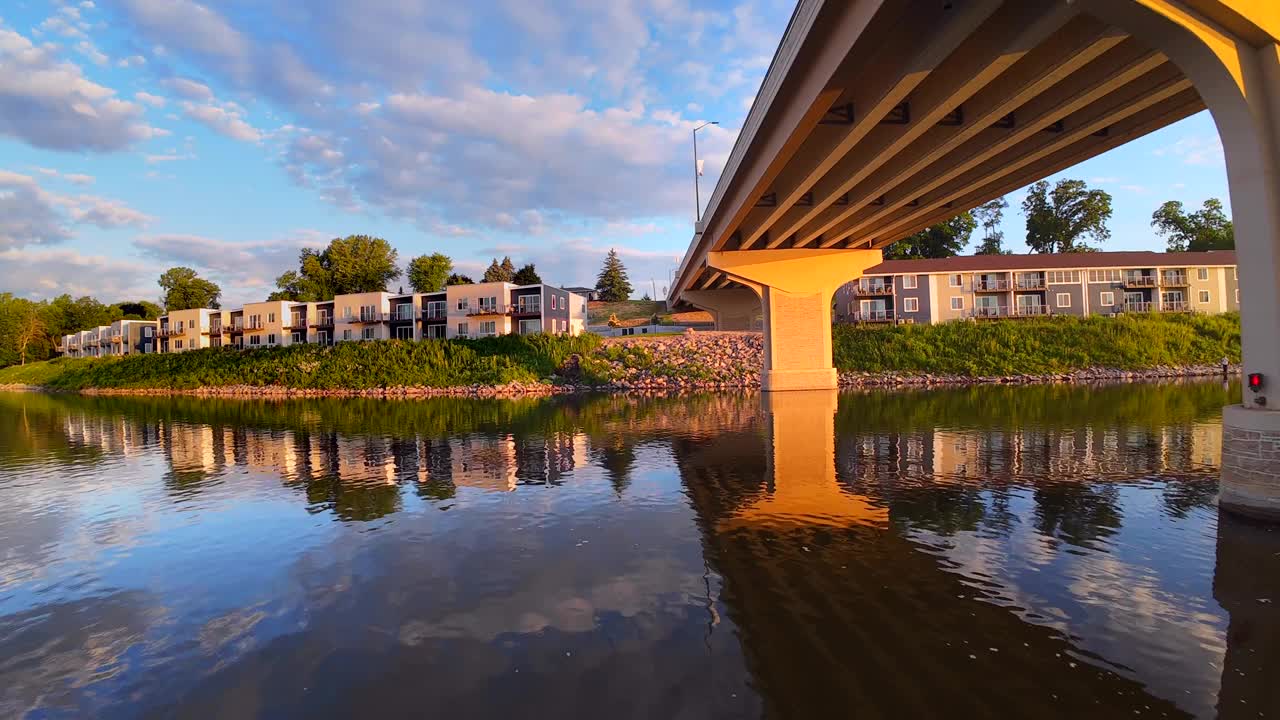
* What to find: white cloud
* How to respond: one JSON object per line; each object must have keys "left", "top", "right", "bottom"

{"left": 160, "top": 77, "right": 213, "bottom": 100}
{"left": 134, "top": 91, "right": 166, "bottom": 107}
{"left": 0, "top": 23, "right": 158, "bottom": 151}
{"left": 180, "top": 99, "right": 261, "bottom": 142}
{"left": 0, "top": 247, "right": 154, "bottom": 300}
{"left": 75, "top": 40, "right": 109, "bottom": 66}
{"left": 1154, "top": 135, "right": 1225, "bottom": 167}
{"left": 0, "top": 170, "right": 148, "bottom": 250}
{"left": 117, "top": 54, "right": 147, "bottom": 68}
{"left": 132, "top": 232, "right": 328, "bottom": 303}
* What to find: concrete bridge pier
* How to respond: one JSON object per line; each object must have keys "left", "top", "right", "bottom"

{"left": 705, "top": 248, "right": 882, "bottom": 392}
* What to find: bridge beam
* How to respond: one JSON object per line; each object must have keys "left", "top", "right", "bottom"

{"left": 680, "top": 288, "right": 761, "bottom": 331}
{"left": 709, "top": 248, "right": 881, "bottom": 391}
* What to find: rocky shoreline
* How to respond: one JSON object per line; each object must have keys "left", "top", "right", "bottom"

{"left": 0, "top": 331, "right": 1240, "bottom": 398}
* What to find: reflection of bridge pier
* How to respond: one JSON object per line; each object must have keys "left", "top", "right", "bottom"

{"left": 1214, "top": 511, "right": 1280, "bottom": 718}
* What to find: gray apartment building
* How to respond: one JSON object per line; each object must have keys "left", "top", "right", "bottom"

{"left": 834, "top": 251, "right": 1239, "bottom": 325}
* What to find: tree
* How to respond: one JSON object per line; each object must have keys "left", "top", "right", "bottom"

{"left": 407, "top": 253, "right": 452, "bottom": 292}
{"left": 883, "top": 212, "right": 977, "bottom": 260}
{"left": 481, "top": 256, "right": 517, "bottom": 283}
{"left": 1151, "top": 198, "right": 1234, "bottom": 252}
{"left": 272, "top": 235, "right": 400, "bottom": 300}
{"left": 972, "top": 197, "right": 1011, "bottom": 255}
{"left": 1022, "top": 179, "right": 1113, "bottom": 253}
{"left": 594, "top": 249, "right": 633, "bottom": 302}
{"left": 512, "top": 263, "right": 542, "bottom": 285}
{"left": 447, "top": 273, "right": 474, "bottom": 286}
{"left": 159, "top": 267, "right": 222, "bottom": 310}
{"left": 115, "top": 300, "right": 164, "bottom": 320}
{"left": 13, "top": 305, "right": 45, "bottom": 365}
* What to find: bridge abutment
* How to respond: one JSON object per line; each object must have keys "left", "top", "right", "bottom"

{"left": 708, "top": 248, "right": 882, "bottom": 391}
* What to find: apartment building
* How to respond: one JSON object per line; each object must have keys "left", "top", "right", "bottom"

{"left": 158, "top": 308, "right": 221, "bottom": 353}
{"left": 57, "top": 283, "right": 588, "bottom": 357}
{"left": 834, "top": 251, "right": 1238, "bottom": 325}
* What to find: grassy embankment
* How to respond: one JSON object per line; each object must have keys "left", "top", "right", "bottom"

{"left": 0, "top": 312, "right": 1241, "bottom": 391}
{"left": 833, "top": 312, "right": 1240, "bottom": 376}
{"left": 0, "top": 334, "right": 602, "bottom": 391}
{"left": 587, "top": 300, "right": 713, "bottom": 328}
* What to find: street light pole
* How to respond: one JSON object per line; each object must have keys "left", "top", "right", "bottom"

{"left": 693, "top": 121, "right": 718, "bottom": 227}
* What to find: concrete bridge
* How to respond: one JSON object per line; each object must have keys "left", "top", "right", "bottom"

{"left": 668, "top": 0, "right": 1280, "bottom": 519}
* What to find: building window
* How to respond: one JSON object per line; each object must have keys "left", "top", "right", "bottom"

{"left": 1236, "top": 289, "right": 1240, "bottom": 303}
{"left": 950, "top": 297, "right": 963, "bottom": 311}
{"left": 903, "top": 297, "right": 919, "bottom": 313}
{"left": 144, "top": 327, "right": 153, "bottom": 337}
{"left": 902, "top": 275, "right": 917, "bottom": 289}
{"left": 267, "top": 334, "right": 276, "bottom": 344}
{"left": 343, "top": 329, "right": 352, "bottom": 340}
{"left": 1197, "top": 268, "right": 1209, "bottom": 281}
{"left": 343, "top": 307, "right": 353, "bottom": 319}
{"left": 479, "top": 320, "right": 497, "bottom": 336}
{"left": 949, "top": 274, "right": 962, "bottom": 287}
{"left": 456, "top": 298, "right": 469, "bottom": 311}
{"left": 249, "top": 336, "right": 260, "bottom": 346}
{"left": 1088, "top": 269, "right": 1122, "bottom": 283}
{"left": 1199, "top": 290, "right": 1211, "bottom": 303}
{"left": 1056, "top": 293, "right": 1071, "bottom": 308}
{"left": 1047, "top": 270, "right": 1080, "bottom": 284}
{"left": 291, "top": 331, "right": 303, "bottom": 343}
{"left": 457, "top": 322, "right": 469, "bottom": 337}
{"left": 1100, "top": 291, "right": 1115, "bottom": 306}
{"left": 361, "top": 326, "right": 375, "bottom": 340}
{"left": 268, "top": 312, "right": 276, "bottom": 323}
{"left": 175, "top": 339, "right": 183, "bottom": 349}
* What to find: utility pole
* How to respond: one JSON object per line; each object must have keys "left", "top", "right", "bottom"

{"left": 693, "top": 121, "right": 719, "bottom": 226}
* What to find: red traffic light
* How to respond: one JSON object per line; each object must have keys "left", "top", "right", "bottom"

{"left": 1248, "top": 373, "right": 1264, "bottom": 391}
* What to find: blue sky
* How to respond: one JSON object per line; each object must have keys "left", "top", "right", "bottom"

{"left": 0, "top": 0, "right": 1230, "bottom": 306}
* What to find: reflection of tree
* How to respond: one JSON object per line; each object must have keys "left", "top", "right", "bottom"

{"left": 415, "top": 438, "right": 455, "bottom": 502}
{"left": 889, "top": 485, "right": 988, "bottom": 536}
{"left": 595, "top": 436, "right": 636, "bottom": 496}
{"left": 1160, "top": 478, "right": 1218, "bottom": 519}
{"left": 303, "top": 473, "right": 402, "bottom": 522}
{"left": 1032, "top": 483, "right": 1123, "bottom": 547}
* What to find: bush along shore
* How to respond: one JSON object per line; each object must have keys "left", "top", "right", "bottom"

{"left": 0, "top": 313, "right": 1242, "bottom": 397}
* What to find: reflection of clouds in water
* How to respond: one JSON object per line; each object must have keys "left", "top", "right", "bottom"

{"left": 912, "top": 494, "right": 1227, "bottom": 718}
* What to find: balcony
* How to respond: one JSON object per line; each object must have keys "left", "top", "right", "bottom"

{"left": 1011, "top": 304, "right": 1050, "bottom": 317}
{"left": 1013, "top": 277, "right": 1046, "bottom": 291}
{"left": 350, "top": 312, "right": 391, "bottom": 324}
{"left": 244, "top": 322, "right": 266, "bottom": 332}
{"left": 310, "top": 316, "right": 334, "bottom": 328}
{"left": 207, "top": 326, "right": 223, "bottom": 336}
{"left": 971, "top": 305, "right": 1009, "bottom": 319}
{"left": 1123, "top": 301, "right": 1155, "bottom": 313}
{"left": 1160, "top": 273, "right": 1188, "bottom": 286}
{"left": 157, "top": 327, "right": 184, "bottom": 338}
{"left": 1162, "top": 300, "right": 1192, "bottom": 312}
{"left": 465, "top": 305, "right": 508, "bottom": 317}
{"left": 389, "top": 306, "right": 417, "bottom": 322}
{"left": 228, "top": 324, "right": 245, "bottom": 334}
{"left": 852, "top": 282, "right": 894, "bottom": 296}
{"left": 972, "top": 278, "right": 1012, "bottom": 292}
{"left": 512, "top": 303, "right": 542, "bottom": 317}
{"left": 850, "top": 310, "right": 893, "bottom": 323}
{"left": 284, "top": 317, "right": 308, "bottom": 330}
{"left": 421, "top": 308, "right": 447, "bottom": 321}
{"left": 1124, "top": 274, "right": 1158, "bottom": 288}
{"left": 111, "top": 335, "right": 123, "bottom": 344}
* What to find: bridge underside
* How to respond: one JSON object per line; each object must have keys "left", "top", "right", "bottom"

{"left": 673, "top": 0, "right": 1220, "bottom": 389}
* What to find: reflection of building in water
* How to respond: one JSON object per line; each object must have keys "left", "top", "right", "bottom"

{"left": 63, "top": 413, "right": 156, "bottom": 458}
{"left": 841, "top": 422, "right": 1223, "bottom": 486}
{"left": 450, "top": 435, "right": 517, "bottom": 492}
{"left": 161, "top": 422, "right": 224, "bottom": 475}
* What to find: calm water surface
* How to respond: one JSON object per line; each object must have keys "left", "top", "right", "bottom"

{"left": 1, "top": 381, "right": 1277, "bottom": 719}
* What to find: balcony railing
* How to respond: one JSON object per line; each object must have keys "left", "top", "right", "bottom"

{"left": 310, "top": 316, "right": 334, "bottom": 328}
{"left": 157, "top": 327, "right": 184, "bottom": 338}
{"left": 1011, "top": 304, "right": 1050, "bottom": 317}
{"left": 851, "top": 310, "right": 893, "bottom": 323}
{"left": 466, "top": 305, "right": 508, "bottom": 317}
{"left": 421, "top": 308, "right": 447, "bottom": 321}
{"left": 228, "top": 323, "right": 245, "bottom": 334}
{"left": 852, "top": 283, "right": 894, "bottom": 296}
{"left": 972, "top": 279, "right": 1012, "bottom": 292}
{"left": 971, "top": 306, "right": 1009, "bottom": 319}
{"left": 1162, "top": 300, "right": 1192, "bottom": 312}
{"left": 350, "top": 312, "right": 390, "bottom": 323}
{"left": 284, "top": 317, "right": 308, "bottom": 329}
{"left": 390, "top": 307, "right": 417, "bottom": 322}
{"left": 1124, "top": 275, "right": 1158, "bottom": 288}
{"left": 1013, "top": 277, "right": 1046, "bottom": 291}
{"left": 208, "top": 326, "right": 222, "bottom": 336}
{"left": 1123, "top": 301, "right": 1155, "bottom": 313}
{"left": 512, "top": 303, "right": 542, "bottom": 316}
{"left": 1160, "top": 273, "right": 1188, "bottom": 286}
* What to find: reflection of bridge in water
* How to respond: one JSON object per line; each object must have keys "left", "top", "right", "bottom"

{"left": 13, "top": 388, "right": 1276, "bottom": 717}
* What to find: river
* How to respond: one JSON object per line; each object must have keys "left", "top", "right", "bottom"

{"left": 0, "top": 381, "right": 1275, "bottom": 719}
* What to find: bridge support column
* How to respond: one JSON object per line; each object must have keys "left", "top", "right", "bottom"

{"left": 708, "top": 248, "right": 882, "bottom": 392}
{"left": 681, "top": 288, "right": 761, "bottom": 331}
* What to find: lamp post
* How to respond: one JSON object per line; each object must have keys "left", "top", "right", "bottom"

{"left": 693, "top": 121, "right": 718, "bottom": 227}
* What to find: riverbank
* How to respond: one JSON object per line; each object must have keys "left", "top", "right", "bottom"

{"left": 0, "top": 313, "right": 1241, "bottom": 397}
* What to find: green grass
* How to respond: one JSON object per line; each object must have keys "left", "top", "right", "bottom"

{"left": 1, "top": 334, "right": 603, "bottom": 391}
{"left": 833, "top": 312, "right": 1241, "bottom": 376}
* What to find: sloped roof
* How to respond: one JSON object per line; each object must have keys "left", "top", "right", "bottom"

{"left": 864, "top": 250, "right": 1237, "bottom": 275}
